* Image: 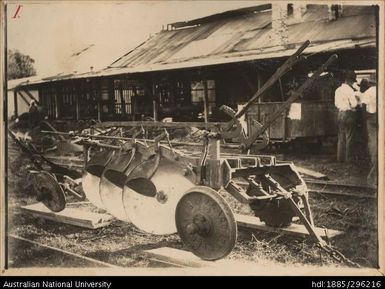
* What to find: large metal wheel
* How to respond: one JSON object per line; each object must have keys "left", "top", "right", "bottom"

{"left": 33, "top": 171, "right": 66, "bottom": 212}
{"left": 175, "top": 186, "right": 237, "bottom": 261}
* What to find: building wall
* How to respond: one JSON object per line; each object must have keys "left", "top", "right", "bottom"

{"left": 26, "top": 47, "right": 377, "bottom": 142}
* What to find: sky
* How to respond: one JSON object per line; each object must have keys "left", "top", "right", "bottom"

{"left": 7, "top": 0, "right": 261, "bottom": 77}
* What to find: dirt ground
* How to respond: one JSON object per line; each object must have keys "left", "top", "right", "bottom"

{"left": 6, "top": 138, "right": 379, "bottom": 270}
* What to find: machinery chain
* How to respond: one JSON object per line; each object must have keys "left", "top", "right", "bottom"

{"left": 320, "top": 244, "right": 361, "bottom": 268}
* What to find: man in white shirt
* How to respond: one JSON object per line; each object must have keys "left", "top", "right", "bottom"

{"left": 334, "top": 70, "right": 359, "bottom": 162}
{"left": 361, "top": 74, "right": 377, "bottom": 186}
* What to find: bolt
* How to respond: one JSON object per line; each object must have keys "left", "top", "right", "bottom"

{"left": 156, "top": 190, "right": 168, "bottom": 204}
{"left": 183, "top": 168, "right": 190, "bottom": 176}
{"left": 186, "top": 223, "right": 199, "bottom": 234}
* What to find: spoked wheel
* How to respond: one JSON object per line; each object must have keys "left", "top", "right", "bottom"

{"left": 248, "top": 167, "right": 305, "bottom": 228}
{"left": 175, "top": 186, "right": 237, "bottom": 261}
{"left": 250, "top": 197, "right": 300, "bottom": 228}
{"left": 33, "top": 171, "right": 66, "bottom": 212}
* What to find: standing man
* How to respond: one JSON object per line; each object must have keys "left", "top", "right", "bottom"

{"left": 361, "top": 74, "right": 377, "bottom": 186}
{"left": 334, "top": 70, "right": 359, "bottom": 162}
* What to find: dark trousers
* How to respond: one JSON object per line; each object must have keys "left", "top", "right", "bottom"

{"left": 337, "top": 110, "right": 356, "bottom": 162}
{"left": 366, "top": 113, "right": 377, "bottom": 185}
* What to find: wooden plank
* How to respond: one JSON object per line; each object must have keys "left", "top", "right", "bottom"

{"left": 143, "top": 247, "right": 256, "bottom": 268}
{"left": 144, "top": 247, "right": 208, "bottom": 268}
{"left": 17, "top": 90, "right": 30, "bottom": 106}
{"left": 21, "top": 89, "right": 40, "bottom": 105}
{"left": 14, "top": 90, "right": 18, "bottom": 117}
{"left": 297, "top": 166, "right": 328, "bottom": 180}
{"left": 44, "top": 155, "right": 84, "bottom": 166}
{"left": 94, "top": 120, "right": 223, "bottom": 129}
{"left": 235, "top": 214, "right": 343, "bottom": 238}
{"left": 21, "top": 203, "right": 113, "bottom": 229}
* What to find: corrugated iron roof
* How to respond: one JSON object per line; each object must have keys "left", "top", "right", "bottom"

{"left": 15, "top": 38, "right": 374, "bottom": 89}
{"left": 108, "top": 4, "right": 376, "bottom": 70}
{"left": 12, "top": 4, "right": 376, "bottom": 88}
{"left": 7, "top": 75, "right": 42, "bottom": 90}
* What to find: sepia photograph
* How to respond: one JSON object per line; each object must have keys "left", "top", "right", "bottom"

{"left": 1, "top": 0, "right": 384, "bottom": 277}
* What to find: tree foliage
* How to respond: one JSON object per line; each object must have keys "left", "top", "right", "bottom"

{"left": 8, "top": 49, "right": 37, "bottom": 80}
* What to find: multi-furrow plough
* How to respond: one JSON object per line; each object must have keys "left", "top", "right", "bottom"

{"left": 9, "top": 41, "right": 360, "bottom": 266}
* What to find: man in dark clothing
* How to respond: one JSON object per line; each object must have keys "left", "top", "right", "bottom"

{"left": 361, "top": 74, "right": 377, "bottom": 186}
{"left": 28, "top": 100, "right": 40, "bottom": 129}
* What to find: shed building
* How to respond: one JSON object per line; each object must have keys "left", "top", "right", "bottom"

{"left": 9, "top": 3, "right": 378, "bottom": 142}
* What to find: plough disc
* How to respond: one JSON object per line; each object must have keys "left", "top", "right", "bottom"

{"left": 98, "top": 149, "right": 161, "bottom": 221}
{"left": 124, "top": 153, "right": 160, "bottom": 180}
{"left": 175, "top": 186, "right": 237, "bottom": 260}
{"left": 99, "top": 149, "right": 136, "bottom": 221}
{"left": 34, "top": 171, "right": 66, "bottom": 212}
{"left": 82, "top": 150, "right": 114, "bottom": 209}
{"left": 123, "top": 158, "right": 194, "bottom": 235}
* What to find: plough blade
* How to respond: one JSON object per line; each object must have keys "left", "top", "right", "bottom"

{"left": 123, "top": 158, "right": 194, "bottom": 235}
{"left": 125, "top": 178, "right": 157, "bottom": 197}
{"left": 126, "top": 153, "right": 160, "bottom": 180}
{"left": 99, "top": 149, "right": 136, "bottom": 221}
{"left": 82, "top": 150, "right": 114, "bottom": 209}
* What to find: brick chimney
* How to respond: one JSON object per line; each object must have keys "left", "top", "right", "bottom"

{"left": 328, "top": 4, "right": 343, "bottom": 20}
{"left": 292, "top": 3, "right": 306, "bottom": 22}
{"left": 271, "top": 3, "right": 289, "bottom": 46}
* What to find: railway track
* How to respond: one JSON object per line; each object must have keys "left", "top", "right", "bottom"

{"left": 305, "top": 178, "right": 377, "bottom": 199}
{"left": 8, "top": 234, "right": 120, "bottom": 268}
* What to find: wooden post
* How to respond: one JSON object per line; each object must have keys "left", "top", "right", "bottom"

{"left": 13, "top": 90, "right": 18, "bottom": 117}
{"left": 54, "top": 94, "right": 59, "bottom": 119}
{"left": 109, "top": 78, "right": 115, "bottom": 116}
{"left": 97, "top": 79, "right": 101, "bottom": 122}
{"left": 257, "top": 71, "right": 262, "bottom": 102}
{"left": 97, "top": 100, "right": 101, "bottom": 122}
{"left": 76, "top": 99, "right": 80, "bottom": 120}
{"left": 119, "top": 82, "right": 126, "bottom": 116}
{"left": 208, "top": 137, "right": 220, "bottom": 160}
{"left": 152, "top": 80, "right": 158, "bottom": 121}
{"left": 203, "top": 80, "right": 209, "bottom": 124}
{"left": 207, "top": 137, "right": 221, "bottom": 189}
{"left": 254, "top": 71, "right": 263, "bottom": 136}
{"left": 75, "top": 86, "right": 80, "bottom": 121}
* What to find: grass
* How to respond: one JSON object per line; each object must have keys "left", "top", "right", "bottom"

{"left": 6, "top": 145, "right": 378, "bottom": 269}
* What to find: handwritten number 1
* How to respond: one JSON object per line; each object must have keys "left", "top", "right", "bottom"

{"left": 12, "top": 4, "right": 22, "bottom": 19}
